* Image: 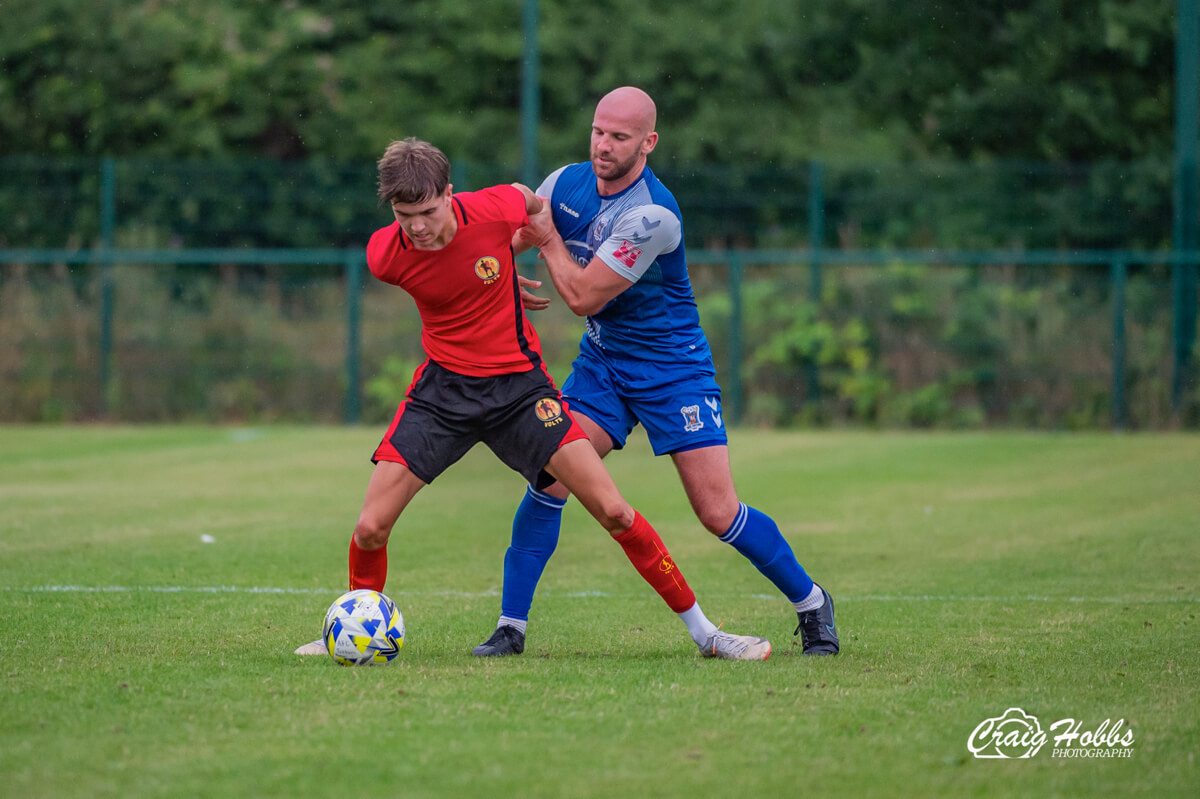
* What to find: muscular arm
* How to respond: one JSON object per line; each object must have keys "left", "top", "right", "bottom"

{"left": 535, "top": 232, "right": 634, "bottom": 317}
{"left": 513, "top": 189, "right": 632, "bottom": 316}
{"left": 538, "top": 203, "right": 681, "bottom": 316}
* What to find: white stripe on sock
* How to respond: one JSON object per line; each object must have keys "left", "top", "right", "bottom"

{"left": 526, "top": 486, "right": 567, "bottom": 509}
{"left": 718, "top": 502, "right": 750, "bottom": 545}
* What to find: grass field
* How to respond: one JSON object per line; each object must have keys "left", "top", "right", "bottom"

{"left": 1, "top": 426, "right": 1197, "bottom": 798}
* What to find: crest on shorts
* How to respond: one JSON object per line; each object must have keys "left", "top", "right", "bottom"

{"left": 534, "top": 397, "right": 564, "bottom": 427}
{"left": 680, "top": 404, "right": 704, "bottom": 432}
{"left": 474, "top": 256, "right": 501, "bottom": 284}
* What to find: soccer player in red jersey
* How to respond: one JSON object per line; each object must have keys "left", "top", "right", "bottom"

{"left": 295, "top": 138, "right": 770, "bottom": 660}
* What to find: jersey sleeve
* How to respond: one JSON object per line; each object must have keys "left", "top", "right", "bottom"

{"left": 536, "top": 166, "right": 567, "bottom": 198}
{"left": 366, "top": 223, "right": 403, "bottom": 285}
{"left": 594, "top": 204, "right": 682, "bottom": 282}
{"left": 471, "top": 184, "right": 529, "bottom": 231}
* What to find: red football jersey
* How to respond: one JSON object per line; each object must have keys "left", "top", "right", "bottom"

{"left": 366, "top": 185, "right": 544, "bottom": 377}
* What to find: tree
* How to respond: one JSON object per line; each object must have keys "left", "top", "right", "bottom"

{"left": 0, "top": 0, "right": 1178, "bottom": 167}
{"left": 843, "top": 0, "right": 1175, "bottom": 160}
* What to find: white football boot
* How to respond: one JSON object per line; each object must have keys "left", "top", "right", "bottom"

{"left": 700, "top": 630, "right": 772, "bottom": 661}
{"left": 293, "top": 639, "right": 326, "bottom": 655}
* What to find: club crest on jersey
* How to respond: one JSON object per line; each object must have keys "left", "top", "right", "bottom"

{"left": 612, "top": 240, "right": 642, "bottom": 268}
{"left": 474, "top": 256, "right": 501, "bottom": 284}
{"left": 680, "top": 405, "right": 704, "bottom": 432}
{"left": 534, "top": 397, "right": 564, "bottom": 427}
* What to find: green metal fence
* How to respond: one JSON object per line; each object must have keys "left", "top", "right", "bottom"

{"left": 1, "top": 155, "right": 1196, "bottom": 428}
{"left": 0, "top": 155, "right": 1179, "bottom": 252}
{"left": 1, "top": 246, "right": 1196, "bottom": 429}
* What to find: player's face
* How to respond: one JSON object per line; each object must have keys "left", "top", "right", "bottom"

{"left": 590, "top": 115, "right": 653, "bottom": 186}
{"left": 391, "top": 187, "right": 456, "bottom": 249}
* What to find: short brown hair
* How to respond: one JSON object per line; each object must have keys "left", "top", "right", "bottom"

{"left": 376, "top": 138, "right": 451, "bottom": 205}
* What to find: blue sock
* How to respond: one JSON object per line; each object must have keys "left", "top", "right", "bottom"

{"left": 500, "top": 486, "right": 566, "bottom": 621}
{"left": 719, "top": 503, "right": 814, "bottom": 603}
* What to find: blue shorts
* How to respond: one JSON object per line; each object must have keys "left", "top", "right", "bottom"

{"left": 561, "top": 343, "right": 728, "bottom": 456}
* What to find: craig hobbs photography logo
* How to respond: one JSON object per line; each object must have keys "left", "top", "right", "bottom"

{"left": 968, "top": 708, "right": 1135, "bottom": 759}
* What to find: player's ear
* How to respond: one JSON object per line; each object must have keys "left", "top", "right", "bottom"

{"left": 642, "top": 131, "right": 658, "bottom": 156}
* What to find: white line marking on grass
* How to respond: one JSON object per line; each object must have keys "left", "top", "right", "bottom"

{"left": 0, "top": 584, "right": 497, "bottom": 598}
{"left": 4, "top": 584, "right": 335, "bottom": 595}
{"left": 758, "top": 592, "right": 1200, "bottom": 605}
{"left": 841, "top": 594, "right": 1200, "bottom": 605}
{"left": 2, "top": 585, "right": 1197, "bottom": 604}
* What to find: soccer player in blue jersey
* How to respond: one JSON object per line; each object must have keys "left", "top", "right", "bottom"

{"left": 473, "top": 87, "right": 839, "bottom": 657}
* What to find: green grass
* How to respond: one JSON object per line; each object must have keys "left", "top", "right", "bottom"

{"left": 1, "top": 426, "right": 1197, "bottom": 798}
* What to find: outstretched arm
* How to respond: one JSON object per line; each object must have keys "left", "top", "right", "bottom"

{"left": 510, "top": 183, "right": 542, "bottom": 256}
{"left": 511, "top": 181, "right": 636, "bottom": 317}
{"left": 530, "top": 231, "right": 633, "bottom": 317}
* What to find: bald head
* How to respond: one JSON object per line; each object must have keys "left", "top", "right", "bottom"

{"left": 590, "top": 87, "right": 659, "bottom": 194}
{"left": 595, "top": 86, "right": 657, "bottom": 136}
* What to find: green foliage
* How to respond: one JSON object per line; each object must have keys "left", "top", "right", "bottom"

{"left": 1, "top": 253, "right": 1192, "bottom": 428}
{"left": 744, "top": 288, "right": 892, "bottom": 426}
{"left": 0, "top": 262, "right": 99, "bottom": 421}
{"left": 0, "top": 2, "right": 1191, "bottom": 427}
{"left": 363, "top": 356, "right": 418, "bottom": 424}
{"left": 0, "top": 263, "right": 350, "bottom": 422}
{"left": 694, "top": 257, "right": 1190, "bottom": 430}
{"left": 1, "top": 1, "right": 344, "bottom": 158}
{"left": 3, "top": 155, "right": 1172, "bottom": 255}
{"left": 0, "top": 1, "right": 1177, "bottom": 168}
{"left": 0, "top": 1, "right": 1181, "bottom": 250}
{"left": 0, "top": 0, "right": 534, "bottom": 163}
{"left": 843, "top": 0, "right": 1175, "bottom": 161}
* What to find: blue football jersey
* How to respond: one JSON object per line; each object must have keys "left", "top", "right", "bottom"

{"left": 538, "top": 163, "right": 712, "bottom": 366}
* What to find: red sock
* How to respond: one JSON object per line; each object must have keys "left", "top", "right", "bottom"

{"left": 348, "top": 537, "right": 387, "bottom": 591}
{"left": 613, "top": 511, "right": 696, "bottom": 613}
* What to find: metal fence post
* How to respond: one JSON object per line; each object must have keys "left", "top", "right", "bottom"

{"left": 451, "top": 161, "right": 468, "bottom": 192}
{"left": 99, "top": 157, "right": 116, "bottom": 419}
{"left": 345, "top": 252, "right": 364, "bottom": 425}
{"left": 521, "top": 0, "right": 540, "bottom": 189}
{"left": 807, "top": 161, "right": 825, "bottom": 405}
{"left": 1111, "top": 259, "right": 1127, "bottom": 430}
{"left": 1173, "top": 0, "right": 1199, "bottom": 413}
{"left": 728, "top": 251, "right": 744, "bottom": 425}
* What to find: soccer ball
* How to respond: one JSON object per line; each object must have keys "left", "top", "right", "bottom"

{"left": 321, "top": 589, "right": 405, "bottom": 665}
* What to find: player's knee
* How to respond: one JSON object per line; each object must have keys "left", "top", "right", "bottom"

{"left": 696, "top": 500, "right": 740, "bottom": 536}
{"left": 353, "top": 515, "right": 392, "bottom": 550}
{"left": 599, "top": 501, "right": 636, "bottom": 535}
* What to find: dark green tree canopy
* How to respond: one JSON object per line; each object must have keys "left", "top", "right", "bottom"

{"left": 0, "top": 0, "right": 1178, "bottom": 167}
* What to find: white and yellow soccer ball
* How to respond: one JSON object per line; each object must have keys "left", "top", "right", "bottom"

{"left": 321, "top": 589, "right": 405, "bottom": 665}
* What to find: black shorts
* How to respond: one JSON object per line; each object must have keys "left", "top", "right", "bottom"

{"left": 373, "top": 359, "right": 588, "bottom": 488}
